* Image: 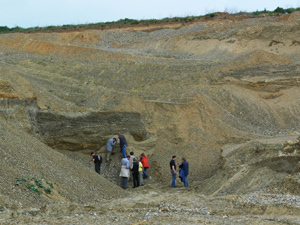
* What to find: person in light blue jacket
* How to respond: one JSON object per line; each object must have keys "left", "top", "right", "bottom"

{"left": 106, "top": 137, "right": 117, "bottom": 162}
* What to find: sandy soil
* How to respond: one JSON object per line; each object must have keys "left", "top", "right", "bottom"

{"left": 1, "top": 11, "right": 300, "bottom": 224}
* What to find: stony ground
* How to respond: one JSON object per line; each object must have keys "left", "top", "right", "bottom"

{"left": 1, "top": 11, "right": 300, "bottom": 224}
{"left": 2, "top": 185, "right": 300, "bottom": 224}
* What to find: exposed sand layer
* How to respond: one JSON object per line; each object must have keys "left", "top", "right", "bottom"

{"left": 1, "top": 12, "right": 300, "bottom": 224}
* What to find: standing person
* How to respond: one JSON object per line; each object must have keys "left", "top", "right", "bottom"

{"left": 106, "top": 137, "right": 117, "bottom": 163}
{"left": 128, "top": 151, "right": 135, "bottom": 182}
{"left": 129, "top": 152, "right": 135, "bottom": 170}
{"left": 140, "top": 153, "right": 149, "bottom": 179}
{"left": 138, "top": 159, "right": 144, "bottom": 186}
{"left": 132, "top": 158, "right": 139, "bottom": 188}
{"left": 118, "top": 132, "right": 128, "bottom": 158}
{"left": 91, "top": 152, "right": 102, "bottom": 174}
{"left": 179, "top": 157, "right": 189, "bottom": 187}
{"left": 119, "top": 155, "right": 130, "bottom": 189}
{"left": 170, "top": 155, "right": 177, "bottom": 187}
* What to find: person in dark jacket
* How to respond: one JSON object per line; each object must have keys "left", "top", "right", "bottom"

{"left": 118, "top": 132, "right": 128, "bottom": 158}
{"left": 179, "top": 157, "right": 189, "bottom": 187}
{"left": 170, "top": 155, "right": 177, "bottom": 187}
{"left": 91, "top": 152, "right": 102, "bottom": 174}
{"left": 132, "top": 158, "right": 140, "bottom": 188}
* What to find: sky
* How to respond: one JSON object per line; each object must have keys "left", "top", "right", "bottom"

{"left": 1, "top": 0, "right": 300, "bottom": 28}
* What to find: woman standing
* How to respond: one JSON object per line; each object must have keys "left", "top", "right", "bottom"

{"left": 138, "top": 159, "right": 144, "bottom": 186}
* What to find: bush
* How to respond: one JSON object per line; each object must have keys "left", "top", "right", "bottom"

{"left": 274, "top": 7, "right": 284, "bottom": 13}
{"left": 131, "top": 20, "right": 139, "bottom": 25}
{"left": 253, "top": 9, "right": 269, "bottom": 16}
{"left": 286, "top": 8, "right": 296, "bottom": 13}
{"left": 0, "top": 26, "right": 11, "bottom": 32}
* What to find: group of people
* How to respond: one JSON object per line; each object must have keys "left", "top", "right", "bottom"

{"left": 170, "top": 155, "right": 189, "bottom": 188}
{"left": 120, "top": 151, "right": 150, "bottom": 189}
{"left": 91, "top": 132, "right": 151, "bottom": 189}
{"left": 90, "top": 132, "right": 127, "bottom": 174}
{"left": 91, "top": 132, "right": 189, "bottom": 188}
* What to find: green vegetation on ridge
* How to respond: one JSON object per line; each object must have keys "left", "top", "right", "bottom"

{"left": 0, "top": 6, "right": 299, "bottom": 34}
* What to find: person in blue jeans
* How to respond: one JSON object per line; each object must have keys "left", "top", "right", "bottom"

{"left": 140, "top": 153, "right": 149, "bottom": 179}
{"left": 118, "top": 132, "right": 128, "bottom": 158}
{"left": 169, "top": 155, "right": 177, "bottom": 187}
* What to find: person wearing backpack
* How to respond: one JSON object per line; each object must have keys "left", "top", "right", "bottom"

{"left": 91, "top": 152, "right": 102, "bottom": 174}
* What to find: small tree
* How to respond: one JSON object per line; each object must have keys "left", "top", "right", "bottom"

{"left": 0, "top": 26, "right": 10, "bottom": 32}
{"left": 274, "top": 7, "right": 284, "bottom": 13}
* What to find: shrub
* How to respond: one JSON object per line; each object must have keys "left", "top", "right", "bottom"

{"left": 253, "top": 8, "right": 271, "bottom": 16}
{"left": 274, "top": 7, "right": 284, "bottom": 13}
{"left": 131, "top": 20, "right": 139, "bottom": 25}
{"left": 0, "top": 26, "right": 11, "bottom": 32}
{"left": 286, "top": 8, "right": 296, "bottom": 13}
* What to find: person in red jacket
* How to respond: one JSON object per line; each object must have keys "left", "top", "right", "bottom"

{"left": 140, "top": 153, "right": 149, "bottom": 179}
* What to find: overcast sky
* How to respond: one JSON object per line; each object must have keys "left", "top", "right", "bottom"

{"left": 1, "top": 0, "right": 300, "bottom": 28}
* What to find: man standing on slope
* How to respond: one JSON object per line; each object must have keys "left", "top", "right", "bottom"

{"left": 106, "top": 137, "right": 117, "bottom": 163}
{"left": 118, "top": 132, "right": 128, "bottom": 158}
{"left": 91, "top": 152, "right": 102, "bottom": 174}
{"left": 132, "top": 158, "right": 140, "bottom": 188}
{"left": 170, "top": 155, "right": 177, "bottom": 187}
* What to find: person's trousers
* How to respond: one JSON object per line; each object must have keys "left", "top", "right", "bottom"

{"left": 122, "top": 177, "right": 128, "bottom": 189}
{"left": 121, "top": 143, "right": 128, "bottom": 158}
{"left": 132, "top": 172, "right": 139, "bottom": 187}
{"left": 184, "top": 176, "right": 189, "bottom": 187}
{"left": 106, "top": 151, "right": 112, "bottom": 162}
{"left": 95, "top": 161, "right": 101, "bottom": 174}
{"left": 171, "top": 170, "right": 176, "bottom": 187}
{"left": 143, "top": 167, "right": 149, "bottom": 179}
{"left": 139, "top": 171, "right": 144, "bottom": 185}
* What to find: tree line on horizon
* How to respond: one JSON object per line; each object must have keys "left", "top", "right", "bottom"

{"left": 0, "top": 6, "right": 299, "bottom": 34}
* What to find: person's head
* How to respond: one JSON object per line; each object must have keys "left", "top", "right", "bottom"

{"left": 130, "top": 151, "right": 134, "bottom": 155}
{"left": 91, "top": 152, "right": 95, "bottom": 156}
{"left": 182, "top": 157, "right": 186, "bottom": 162}
{"left": 133, "top": 158, "right": 137, "bottom": 162}
{"left": 126, "top": 155, "right": 130, "bottom": 159}
{"left": 113, "top": 138, "right": 117, "bottom": 142}
{"left": 172, "top": 155, "right": 176, "bottom": 160}
{"left": 118, "top": 132, "right": 121, "bottom": 136}
{"left": 141, "top": 153, "right": 145, "bottom": 157}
